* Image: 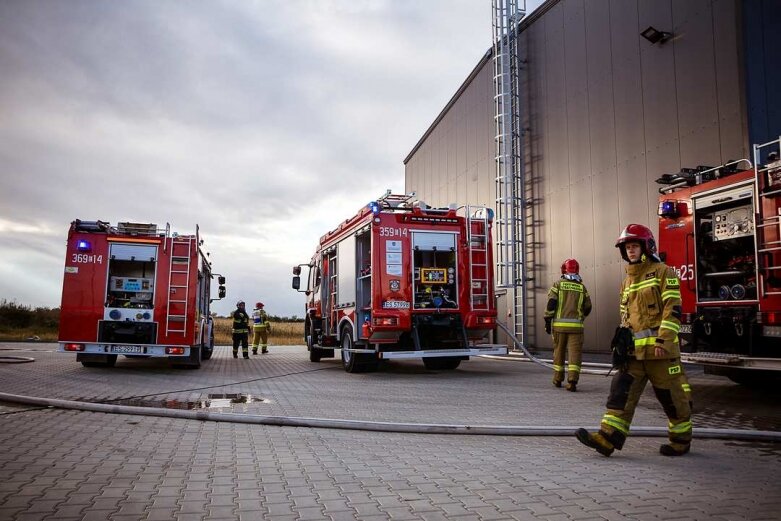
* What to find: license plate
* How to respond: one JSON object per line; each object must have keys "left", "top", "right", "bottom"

{"left": 679, "top": 324, "right": 692, "bottom": 334}
{"left": 110, "top": 345, "right": 144, "bottom": 354}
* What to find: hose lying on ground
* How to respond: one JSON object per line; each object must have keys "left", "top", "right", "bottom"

{"left": 0, "top": 391, "right": 778, "bottom": 442}
{"left": 495, "top": 321, "right": 612, "bottom": 375}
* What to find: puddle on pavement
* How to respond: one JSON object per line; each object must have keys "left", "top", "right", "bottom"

{"left": 109, "top": 393, "right": 269, "bottom": 410}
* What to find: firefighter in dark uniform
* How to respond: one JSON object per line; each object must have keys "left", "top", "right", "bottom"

{"left": 231, "top": 300, "right": 250, "bottom": 359}
{"left": 545, "top": 258, "right": 592, "bottom": 392}
{"left": 576, "top": 224, "right": 693, "bottom": 457}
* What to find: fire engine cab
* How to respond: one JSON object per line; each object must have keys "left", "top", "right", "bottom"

{"left": 58, "top": 220, "right": 225, "bottom": 368}
{"left": 292, "top": 192, "right": 507, "bottom": 372}
{"left": 656, "top": 137, "right": 781, "bottom": 383}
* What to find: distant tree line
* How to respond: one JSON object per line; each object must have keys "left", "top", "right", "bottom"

{"left": 0, "top": 300, "right": 60, "bottom": 329}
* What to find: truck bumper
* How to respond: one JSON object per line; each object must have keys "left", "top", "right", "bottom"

{"left": 377, "top": 344, "right": 507, "bottom": 359}
{"left": 58, "top": 342, "right": 190, "bottom": 357}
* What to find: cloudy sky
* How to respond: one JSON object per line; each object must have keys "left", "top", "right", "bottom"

{"left": 0, "top": 0, "right": 542, "bottom": 317}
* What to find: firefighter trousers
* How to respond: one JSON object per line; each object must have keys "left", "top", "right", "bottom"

{"left": 599, "top": 357, "right": 692, "bottom": 450}
{"left": 232, "top": 333, "right": 249, "bottom": 358}
{"left": 552, "top": 331, "right": 583, "bottom": 385}
{"left": 252, "top": 326, "right": 268, "bottom": 354}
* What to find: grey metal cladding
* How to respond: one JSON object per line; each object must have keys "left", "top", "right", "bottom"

{"left": 403, "top": 0, "right": 749, "bottom": 351}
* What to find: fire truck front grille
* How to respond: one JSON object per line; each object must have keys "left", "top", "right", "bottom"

{"left": 98, "top": 321, "right": 157, "bottom": 345}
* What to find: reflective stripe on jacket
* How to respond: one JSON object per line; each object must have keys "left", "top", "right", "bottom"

{"left": 252, "top": 308, "right": 269, "bottom": 329}
{"left": 231, "top": 309, "right": 250, "bottom": 334}
{"left": 545, "top": 279, "right": 592, "bottom": 333}
{"left": 620, "top": 260, "right": 682, "bottom": 359}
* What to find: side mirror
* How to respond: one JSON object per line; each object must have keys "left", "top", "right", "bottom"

{"left": 292, "top": 276, "right": 301, "bottom": 290}
{"left": 218, "top": 276, "right": 226, "bottom": 285}
{"left": 218, "top": 286, "right": 226, "bottom": 299}
{"left": 293, "top": 266, "right": 302, "bottom": 276}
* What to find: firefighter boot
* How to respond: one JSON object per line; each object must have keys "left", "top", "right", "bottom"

{"left": 552, "top": 379, "right": 562, "bottom": 388}
{"left": 575, "top": 428, "right": 615, "bottom": 457}
{"left": 262, "top": 346, "right": 268, "bottom": 354}
{"left": 566, "top": 382, "right": 577, "bottom": 392}
{"left": 660, "top": 442, "right": 690, "bottom": 457}
{"left": 252, "top": 348, "right": 258, "bottom": 355}
{"left": 232, "top": 350, "right": 238, "bottom": 359}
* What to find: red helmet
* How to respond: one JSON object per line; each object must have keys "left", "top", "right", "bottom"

{"left": 256, "top": 302, "right": 264, "bottom": 308}
{"left": 561, "top": 258, "right": 579, "bottom": 275}
{"left": 615, "top": 224, "right": 659, "bottom": 262}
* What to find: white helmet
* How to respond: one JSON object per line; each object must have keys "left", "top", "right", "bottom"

{"left": 236, "top": 300, "right": 245, "bottom": 307}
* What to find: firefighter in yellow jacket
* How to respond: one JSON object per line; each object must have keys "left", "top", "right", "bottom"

{"left": 576, "top": 224, "right": 693, "bottom": 457}
{"left": 251, "top": 302, "right": 270, "bottom": 355}
{"left": 545, "top": 258, "right": 592, "bottom": 391}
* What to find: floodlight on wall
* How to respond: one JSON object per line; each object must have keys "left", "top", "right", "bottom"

{"left": 641, "top": 26, "right": 672, "bottom": 45}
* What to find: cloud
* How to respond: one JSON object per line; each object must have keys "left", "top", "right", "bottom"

{"left": 0, "top": 0, "right": 508, "bottom": 316}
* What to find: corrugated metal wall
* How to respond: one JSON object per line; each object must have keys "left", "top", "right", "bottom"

{"left": 404, "top": 0, "right": 749, "bottom": 352}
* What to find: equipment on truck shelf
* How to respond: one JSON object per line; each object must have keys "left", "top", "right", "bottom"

{"left": 656, "top": 137, "right": 781, "bottom": 383}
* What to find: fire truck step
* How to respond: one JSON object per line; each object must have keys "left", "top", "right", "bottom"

{"left": 681, "top": 352, "right": 742, "bottom": 365}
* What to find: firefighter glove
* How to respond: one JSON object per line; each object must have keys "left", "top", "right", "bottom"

{"left": 611, "top": 326, "right": 633, "bottom": 370}
{"left": 544, "top": 317, "right": 552, "bottom": 335}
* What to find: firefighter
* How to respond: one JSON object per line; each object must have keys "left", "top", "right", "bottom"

{"left": 544, "top": 258, "right": 592, "bottom": 391}
{"left": 251, "top": 302, "right": 270, "bottom": 355}
{"left": 231, "top": 300, "right": 250, "bottom": 359}
{"left": 576, "top": 224, "right": 693, "bottom": 457}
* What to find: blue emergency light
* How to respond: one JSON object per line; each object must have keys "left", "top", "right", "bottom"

{"left": 76, "top": 239, "right": 91, "bottom": 251}
{"left": 658, "top": 200, "right": 679, "bottom": 218}
{"left": 368, "top": 201, "right": 381, "bottom": 215}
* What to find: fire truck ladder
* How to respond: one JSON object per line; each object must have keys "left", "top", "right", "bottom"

{"left": 166, "top": 236, "right": 194, "bottom": 336}
{"left": 493, "top": 0, "right": 528, "bottom": 344}
{"left": 465, "top": 206, "right": 491, "bottom": 311}
{"left": 754, "top": 136, "right": 781, "bottom": 297}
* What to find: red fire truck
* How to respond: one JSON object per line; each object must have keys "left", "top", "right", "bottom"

{"left": 292, "top": 192, "right": 506, "bottom": 372}
{"left": 656, "top": 137, "right": 781, "bottom": 383}
{"left": 58, "top": 220, "right": 225, "bottom": 368}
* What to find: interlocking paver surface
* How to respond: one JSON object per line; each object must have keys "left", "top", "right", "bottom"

{"left": 0, "top": 343, "right": 779, "bottom": 520}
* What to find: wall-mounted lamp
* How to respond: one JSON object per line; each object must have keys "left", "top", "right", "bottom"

{"left": 641, "top": 26, "right": 672, "bottom": 45}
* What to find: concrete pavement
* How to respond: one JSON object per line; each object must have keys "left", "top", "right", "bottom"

{"left": 0, "top": 343, "right": 779, "bottom": 520}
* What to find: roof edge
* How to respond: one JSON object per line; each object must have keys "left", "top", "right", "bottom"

{"left": 403, "top": 0, "right": 561, "bottom": 166}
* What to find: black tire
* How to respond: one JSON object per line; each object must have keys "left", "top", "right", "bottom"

{"left": 78, "top": 354, "right": 117, "bottom": 367}
{"left": 423, "top": 356, "right": 462, "bottom": 370}
{"left": 202, "top": 328, "right": 214, "bottom": 361}
{"left": 341, "top": 325, "right": 377, "bottom": 373}
{"left": 308, "top": 319, "right": 322, "bottom": 362}
{"left": 175, "top": 346, "right": 201, "bottom": 369}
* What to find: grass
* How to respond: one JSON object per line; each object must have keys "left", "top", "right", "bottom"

{"left": 0, "top": 320, "right": 304, "bottom": 345}
{"left": 212, "top": 318, "right": 304, "bottom": 346}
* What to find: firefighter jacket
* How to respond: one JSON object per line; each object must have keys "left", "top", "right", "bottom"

{"left": 252, "top": 308, "right": 269, "bottom": 330}
{"left": 619, "top": 259, "right": 682, "bottom": 360}
{"left": 231, "top": 309, "right": 250, "bottom": 334}
{"left": 545, "top": 277, "right": 592, "bottom": 333}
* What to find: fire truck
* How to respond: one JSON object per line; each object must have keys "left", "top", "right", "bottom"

{"left": 656, "top": 137, "right": 781, "bottom": 383}
{"left": 58, "top": 220, "right": 226, "bottom": 368}
{"left": 292, "top": 192, "right": 506, "bottom": 373}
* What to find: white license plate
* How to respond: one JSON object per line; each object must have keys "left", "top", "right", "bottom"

{"left": 679, "top": 324, "right": 692, "bottom": 334}
{"left": 110, "top": 345, "right": 145, "bottom": 354}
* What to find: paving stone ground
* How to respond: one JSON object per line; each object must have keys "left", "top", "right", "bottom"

{"left": 0, "top": 343, "right": 779, "bottom": 520}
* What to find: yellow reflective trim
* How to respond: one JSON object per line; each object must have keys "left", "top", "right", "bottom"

{"left": 550, "top": 287, "right": 559, "bottom": 294}
{"left": 552, "top": 322, "right": 584, "bottom": 329}
{"left": 634, "top": 337, "right": 656, "bottom": 346}
{"left": 560, "top": 281, "right": 584, "bottom": 292}
{"left": 660, "top": 320, "right": 680, "bottom": 333}
{"left": 568, "top": 364, "right": 581, "bottom": 372}
{"left": 682, "top": 384, "right": 691, "bottom": 392}
{"left": 668, "top": 421, "right": 692, "bottom": 434}
{"left": 627, "top": 279, "right": 660, "bottom": 291}
{"left": 668, "top": 365, "right": 682, "bottom": 375}
{"left": 661, "top": 290, "right": 681, "bottom": 301}
{"left": 552, "top": 364, "right": 564, "bottom": 372}
{"left": 602, "top": 414, "right": 630, "bottom": 434}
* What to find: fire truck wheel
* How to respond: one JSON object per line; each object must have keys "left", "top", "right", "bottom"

{"left": 175, "top": 346, "right": 201, "bottom": 369}
{"left": 79, "top": 354, "right": 117, "bottom": 368}
{"left": 423, "top": 357, "right": 462, "bottom": 370}
{"left": 341, "top": 325, "right": 374, "bottom": 373}
{"left": 202, "top": 330, "right": 214, "bottom": 361}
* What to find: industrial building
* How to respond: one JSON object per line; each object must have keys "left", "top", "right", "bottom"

{"left": 404, "top": 0, "right": 780, "bottom": 352}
